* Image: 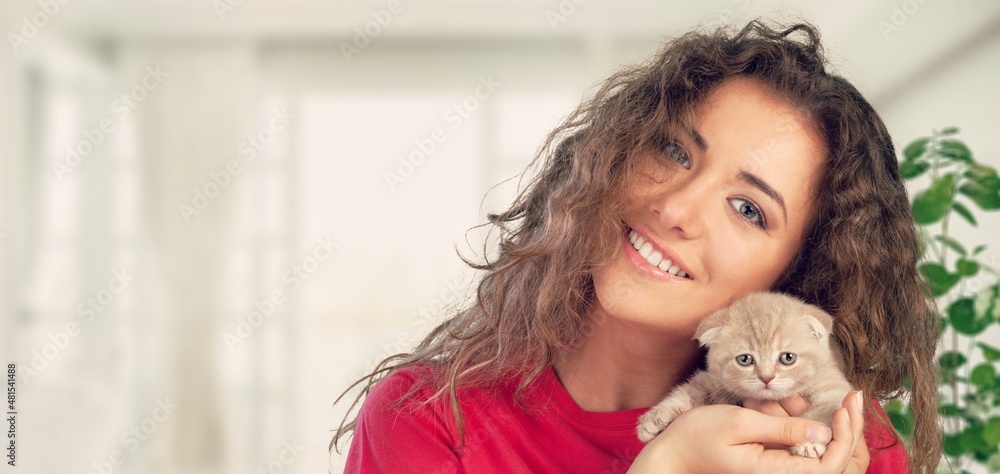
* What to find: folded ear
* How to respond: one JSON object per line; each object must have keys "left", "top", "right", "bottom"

{"left": 696, "top": 327, "right": 721, "bottom": 347}
{"left": 803, "top": 306, "right": 834, "bottom": 340}
{"left": 694, "top": 307, "right": 730, "bottom": 347}
{"left": 804, "top": 315, "right": 827, "bottom": 340}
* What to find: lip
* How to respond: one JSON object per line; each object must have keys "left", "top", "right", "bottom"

{"left": 621, "top": 222, "right": 694, "bottom": 282}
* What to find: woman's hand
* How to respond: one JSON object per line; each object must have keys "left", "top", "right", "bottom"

{"left": 628, "top": 391, "right": 868, "bottom": 473}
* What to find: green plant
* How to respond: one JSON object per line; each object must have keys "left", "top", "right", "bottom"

{"left": 883, "top": 127, "right": 1000, "bottom": 473}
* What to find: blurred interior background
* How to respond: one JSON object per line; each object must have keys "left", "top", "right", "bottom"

{"left": 1, "top": 1, "right": 998, "bottom": 473}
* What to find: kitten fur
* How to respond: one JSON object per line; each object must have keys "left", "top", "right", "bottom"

{"left": 636, "top": 291, "right": 855, "bottom": 458}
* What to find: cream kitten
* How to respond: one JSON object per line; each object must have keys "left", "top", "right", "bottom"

{"left": 636, "top": 291, "right": 855, "bottom": 458}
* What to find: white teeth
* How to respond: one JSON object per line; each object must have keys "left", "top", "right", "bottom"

{"left": 628, "top": 227, "right": 690, "bottom": 279}
{"left": 638, "top": 242, "right": 653, "bottom": 259}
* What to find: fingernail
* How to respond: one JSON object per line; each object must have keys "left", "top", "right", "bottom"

{"left": 807, "top": 424, "right": 832, "bottom": 444}
{"left": 855, "top": 390, "right": 864, "bottom": 412}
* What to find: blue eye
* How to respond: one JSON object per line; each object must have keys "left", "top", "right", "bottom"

{"left": 662, "top": 143, "right": 691, "bottom": 170}
{"left": 736, "top": 354, "right": 754, "bottom": 366}
{"left": 728, "top": 198, "right": 766, "bottom": 229}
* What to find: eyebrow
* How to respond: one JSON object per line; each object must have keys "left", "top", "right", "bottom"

{"left": 684, "top": 125, "right": 788, "bottom": 224}
{"left": 683, "top": 125, "right": 708, "bottom": 151}
{"left": 738, "top": 171, "right": 788, "bottom": 224}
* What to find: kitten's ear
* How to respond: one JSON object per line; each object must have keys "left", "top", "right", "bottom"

{"left": 804, "top": 315, "right": 827, "bottom": 340}
{"left": 695, "top": 308, "right": 728, "bottom": 347}
{"left": 800, "top": 299, "right": 835, "bottom": 340}
{"left": 697, "top": 327, "right": 722, "bottom": 347}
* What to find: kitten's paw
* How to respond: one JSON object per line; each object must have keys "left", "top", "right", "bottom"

{"left": 636, "top": 410, "right": 668, "bottom": 442}
{"left": 636, "top": 394, "right": 693, "bottom": 442}
{"left": 790, "top": 442, "right": 827, "bottom": 458}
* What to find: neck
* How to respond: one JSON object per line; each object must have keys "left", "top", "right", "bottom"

{"left": 552, "top": 306, "right": 704, "bottom": 412}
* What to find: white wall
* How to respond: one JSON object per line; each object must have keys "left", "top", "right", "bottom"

{"left": 2, "top": 1, "right": 999, "bottom": 473}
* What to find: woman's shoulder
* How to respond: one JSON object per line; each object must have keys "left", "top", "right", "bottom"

{"left": 346, "top": 365, "right": 465, "bottom": 472}
{"left": 360, "top": 364, "right": 542, "bottom": 424}
{"left": 362, "top": 364, "right": 447, "bottom": 412}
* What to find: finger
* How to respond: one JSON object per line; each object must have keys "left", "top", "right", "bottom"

{"left": 727, "top": 408, "right": 832, "bottom": 448}
{"left": 744, "top": 395, "right": 809, "bottom": 417}
{"left": 779, "top": 395, "right": 810, "bottom": 417}
{"left": 853, "top": 435, "right": 871, "bottom": 472}
{"left": 819, "top": 407, "right": 854, "bottom": 471}
{"left": 847, "top": 391, "right": 866, "bottom": 463}
{"left": 744, "top": 400, "right": 789, "bottom": 417}
{"left": 741, "top": 401, "right": 793, "bottom": 451}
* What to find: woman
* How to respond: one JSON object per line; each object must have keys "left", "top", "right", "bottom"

{"left": 332, "top": 21, "right": 941, "bottom": 473}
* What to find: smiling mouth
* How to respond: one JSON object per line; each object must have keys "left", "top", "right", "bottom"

{"left": 625, "top": 227, "right": 692, "bottom": 279}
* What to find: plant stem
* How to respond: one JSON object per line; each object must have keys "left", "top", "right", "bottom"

{"left": 929, "top": 135, "right": 963, "bottom": 429}
{"left": 928, "top": 132, "right": 961, "bottom": 416}
{"left": 967, "top": 334, "right": 975, "bottom": 402}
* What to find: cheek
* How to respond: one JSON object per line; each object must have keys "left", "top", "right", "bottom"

{"left": 724, "top": 364, "right": 756, "bottom": 385}
{"left": 591, "top": 256, "right": 661, "bottom": 318}
{"left": 707, "top": 236, "right": 800, "bottom": 294}
{"left": 591, "top": 263, "right": 630, "bottom": 312}
{"left": 709, "top": 354, "right": 734, "bottom": 375}
{"left": 786, "top": 360, "right": 815, "bottom": 379}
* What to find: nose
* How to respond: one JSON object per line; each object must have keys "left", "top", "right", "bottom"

{"left": 759, "top": 375, "right": 774, "bottom": 385}
{"left": 650, "top": 174, "right": 710, "bottom": 239}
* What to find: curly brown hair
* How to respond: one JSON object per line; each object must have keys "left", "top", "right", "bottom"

{"left": 332, "top": 20, "right": 942, "bottom": 473}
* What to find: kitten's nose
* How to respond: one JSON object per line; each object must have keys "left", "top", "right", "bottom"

{"left": 759, "top": 375, "right": 774, "bottom": 385}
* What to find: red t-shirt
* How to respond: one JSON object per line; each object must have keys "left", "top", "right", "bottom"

{"left": 344, "top": 365, "right": 908, "bottom": 473}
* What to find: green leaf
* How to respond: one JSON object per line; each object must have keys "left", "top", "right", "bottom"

{"left": 973, "top": 244, "right": 988, "bottom": 256}
{"left": 959, "top": 181, "right": 1000, "bottom": 210}
{"left": 971, "top": 364, "right": 997, "bottom": 388}
{"left": 956, "top": 258, "right": 980, "bottom": 276}
{"left": 887, "top": 405, "right": 914, "bottom": 436}
{"left": 964, "top": 164, "right": 1000, "bottom": 197}
{"left": 975, "top": 445, "right": 1000, "bottom": 463}
{"left": 899, "top": 159, "right": 930, "bottom": 179}
{"left": 944, "top": 433, "right": 968, "bottom": 456}
{"left": 979, "top": 342, "right": 1000, "bottom": 362}
{"left": 939, "top": 351, "right": 968, "bottom": 371}
{"left": 916, "top": 227, "right": 932, "bottom": 257}
{"left": 939, "top": 139, "right": 973, "bottom": 162}
{"left": 903, "top": 137, "right": 929, "bottom": 161}
{"left": 920, "top": 262, "right": 961, "bottom": 296}
{"left": 935, "top": 235, "right": 968, "bottom": 256}
{"left": 913, "top": 174, "right": 957, "bottom": 224}
{"left": 962, "top": 425, "right": 985, "bottom": 452}
{"left": 972, "top": 174, "right": 1000, "bottom": 193}
{"left": 939, "top": 404, "right": 964, "bottom": 416}
{"left": 952, "top": 202, "right": 978, "bottom": 227}
{"left": 950, "top": 297, "right": 993, "bottom": 336}
{"left": 938, "top": 127, "right": 960, "bottom": 136}
{"left": 986, "top": 418, "right": 1000, "bottom": 446}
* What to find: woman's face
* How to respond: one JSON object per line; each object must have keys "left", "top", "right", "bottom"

{"left": 592, "top": 76, "right": 825, "bottom": 336}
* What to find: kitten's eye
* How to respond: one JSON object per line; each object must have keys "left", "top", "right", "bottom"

{"left": 662, "top": 142, "right": 691, "bottom": 170}
{"left": 779, "top": 353, "right": 797, "bottom": 365}
{"left": 735, "top": 354, "right": 754, "bottom": 366}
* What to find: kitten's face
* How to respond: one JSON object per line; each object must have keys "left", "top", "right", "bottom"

{"left": 697, "top": 293, "right": 833, "bottom": 400}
